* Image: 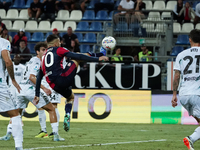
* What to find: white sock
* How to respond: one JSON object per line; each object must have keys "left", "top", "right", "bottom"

{"left": 7, "top": 123, "right": 12, "bottom": 134}
{"left": 11, "top": 115, "right": 23, "bottom": 148}
{"left": 55, "top": 108, "right": 60, "bottom": 126}
{"left": 51, "top": 122, "right": 58, "bottom": 135}
{"left": 189, "top": 126, "right": 200, "bottom": 143}
{"left": 38, "top": 110, "right": 47, "bottom": 132}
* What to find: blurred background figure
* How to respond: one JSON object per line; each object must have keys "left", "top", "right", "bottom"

{"left": 12, "top": 29, "right": 27, "bottom": 49}
{"left": 178, "top": 2, "right": 195, "bottom": 23}
{"left": 28, "top": 0, "right": 42, "bottom": 20}
{"left": 173, "top": 0, "right": 184, "bottom": 24}
{"left": 1, "top": 27, "right": 12, "bottom": 43}
{"left": 0, "top": 0, "right": 12, "bottom": 11}
{"left": 0, "top": 17, "right": 6, "bottom": 30}
{"left": 41, "top": 0, "right": 57, "bottom": 22}
{"left": 111, "top": 47, "right": 123, "bottom": 61}
{"left": 70, "top": 39, "right": 80, "bottom": 52}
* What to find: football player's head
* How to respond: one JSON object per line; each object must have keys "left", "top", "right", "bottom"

{"left": 47, "top": 34, "right": 61, "bottom": 47}
{"left": 189, "top": 29, "right": 200, "bottom": 45}
{"left": 34, "top": 42, "right": 48, "bottom": 59}
{"left": 13, "top": 54, "right": 21, "bottom": 65}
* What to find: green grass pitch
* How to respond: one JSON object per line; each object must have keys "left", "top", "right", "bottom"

{"left": 0, "top": 120, "right": 200, "bottom": 150}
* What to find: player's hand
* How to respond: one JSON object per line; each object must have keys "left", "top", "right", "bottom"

{"left": 171, "top": 95, "right": 178, "bottom": 107}
{"left": 33, "top": 96, "right": 39, "bottom": 105}
{"left": 99, "top": 56, "right": 109, "bottom": 62}
{"left": 43, "top": 88, "right": 52, "bottom": 96}
{"left": 12, "top": 80, "right": 21, "bottom": 93}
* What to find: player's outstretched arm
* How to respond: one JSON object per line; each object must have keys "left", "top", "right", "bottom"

{"left": 35, "top": 68, "right": 44, "bottom": 98}
{"left": 171, "top": 70, "right": 180, "bottom": 108}
{"left": 1, "top": 50, "right": 21, "bottom": 93}
{"left": 65, "top": 52, "right": 108, "bottom": 62}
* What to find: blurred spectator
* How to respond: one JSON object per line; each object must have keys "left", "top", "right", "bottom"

{"left": 28, "top": 0, "right": 42, "bottom": 20}
{"left": 41, "top": 0, "right": 57, "bottom": 22}
{"left": 1, "top": 28, "right": 12, "bottom": 43}
{"left": 62, "top": 26, "right": 79, "bottom": 49}
{"left": 194, "top": 3, "right": 200, "bottom": 26}
{"left": 179, "top": 2, "right": 195, "bottom": 23}
{"left": 173, "top": 0, "right": 184, "bottom": 24}
{"left": 52, "top": 28, "right": 62, "bottom": 41}
{"left": 114, "top": 0, "right": 134, "bottom": 24}
{"left": 111, "top": 47, "right": 123, "bottom": 61}
{"left": 94, "top": 0, "right": 114, "bottom": 15}
{"left": 134, "top": 45, "right": 152, "bottom": 62}
{"left": 0, "top": 0, "right": 12, "bottom": 11}
{"left": 11, "top": 40, "right": 31, "bottom": 63}
{"left": 70, "top": 40, "right": 80, "bottom": 52}
{"left": 132, "top": 0, "right": 146, "bottom": 23}
{"left": 0, "top": 17, "right": 6, "bottom": 30}
{"left": 72, "top": 0, "right": 90, "bottom": 12}
{"left": 12, "top": 29, "right": 27, "bottom": 49}
{"left": 56, "top": 0, "right": 74, "bottom": 11}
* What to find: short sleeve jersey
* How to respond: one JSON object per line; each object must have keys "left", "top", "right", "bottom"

{"left": 119, "top": 0, "right": 134, "bottom": 14}
{"left": 0, "top": 38, "right": 11, "bottom": 89}
{"left": 174, "top": 47, "right": 200, "bottom": 96}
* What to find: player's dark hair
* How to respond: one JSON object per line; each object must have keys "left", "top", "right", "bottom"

{"left": 189, "top": 29, "right": 200, "bottom": 44}
{"left": 47, "top": 34, "right": 59, "bottom": 43}
{"left": 34, "top": 42, "right": 48, "bottom": 53}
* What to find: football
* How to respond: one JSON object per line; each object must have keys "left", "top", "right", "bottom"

{"left": 102, "top": 36, "right": 116, "bottom": 51}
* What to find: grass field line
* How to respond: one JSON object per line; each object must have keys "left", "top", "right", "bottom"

{"left": 74, "top": 128, "right": 148, "bottom": 131}
{"left": 24, "top": 139, "right": 167, "bottom": 150}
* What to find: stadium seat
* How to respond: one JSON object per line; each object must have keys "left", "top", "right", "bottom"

{"left": 75, "top": 22, "right": 89, "bottom": 31}
{"left": 166, "top": 1, "right": 177, "bottom": 10}
{"left": 161, "top": 12, "right": 171, "bottom": 20}
{"left": 2, "top": 20, "right": 12, "bottom": 30}
{"left": 63, "top": 21, "right": 76, "bottom": 31}
{"left": 69, "top": 10, "right": 82, "bottom": 20}
{"left": 8, "top": 32, "right": 17, "bottom": 39}
{"left": 6, "top": 9, "right": 18, "bottom": 19}
{"left": 12, "top": 21, "right": 25, "bottom": 30}
{"left": 108, "top": 11, "right": 114, "bottom": 20}
{"left": 80, "top": 45, "right": 91, "bottom": 53}
{"left": 181, "top": 23, "right": 194, "bottom": 33}
{"left": 30, "top": 32, "right": 44, "bottom": 42}
{"left": 176, "top": 35, "right": 189, "bottom": 45}
{"left": 38, "top": 21, "right": 51, "bottom": 31}
{"left": 19, "top": 9, "right": 29, "bottom": 19}
{"left": 12, "top": 0, "right": 26, "bottom": 8}
{"left": 148, "top": 12, "right": 160, "bottom": 21}
{"left": 0, "top": 9, "right": 6, "bottom": 19}
{"left": 100, "top": 0, "right": 114, "bottom": 3}
{"left": 195, "top": 23, "right": 200, "bottom": 29}
{"left": 171, "top": 46, "right": 184, "bottom": 56}
{"left": 143, "top": 1, "right": 152, "bottom": 10}
{"left": 56, "top": 10, "right": 69, "bottom": 20}
{"left": 59, "top": 32, "right": 65, "bottom": 38}
{"left": 27, "top": 43, "right": 36, "bottom": 54}
{"left": 96, "top": 10, "right": 108, "bottom": 20}
{"left": 87, "top": 0, "right": 98, "bottom": 9}
{"left": 90, "top": 22, "right": 103, "bottom": 32}
{"left": 97, "top": 34, "right": 106, "bottom": 43}
{"left": 142, "top": 23, "right": 154, "bottom": 32}
{"left": 129, "top": 23, "right": 140, "bottom": 31}
{"left": 115, "top": 23, "right": 128, "bottom": 31}
{"left": 75, "top": 33, "right": 83, "bottom": 42}
{"left": 153, "top": 1, "right": 165, "bottom": 10}
{"left": 83, "top": 33, "right": 97, "bottom": 43}
{"left": 44, "top": 32, "right": 52, "bottom": 40}
{"left": 173, "top": 23, "right": 181, "bottom": 33}
{"left": 25, "top": 21, "right": 38, "bottom": 31}
{"left": 25, "top": 0, "right": 33, "bottom": 8}
{"left": 82, "top": 10, "right": 95, "bottom": 20}
{"left": 25, "top": 32, "right": 31, "bottom": 41}
{"left": 51, "top": 21, "right": 63, "bottom": 31}
{"left": 155, "top": 23, "right": 166, "bottom": 32}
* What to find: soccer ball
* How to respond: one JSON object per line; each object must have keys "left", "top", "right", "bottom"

{"left": 102, "top": 36, "right": 116, "bottom": 51}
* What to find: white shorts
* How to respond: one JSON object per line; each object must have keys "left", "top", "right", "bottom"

{"left": 49, "top": 90, "right": 61, "bottom": 104}
{"left": 180, "top": 95, "right": 200, "bottom": 118}
{"left": 0, "top": 87, "right": 17, "bottom": 112}
{"left": 9, "top": 86, "right": 17, "bottom": 98}
{"left": 17, "top": 84, "right": 50, "bottom": 109}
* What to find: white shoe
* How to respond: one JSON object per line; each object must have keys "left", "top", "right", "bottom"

{"left": 0, "top": 133, "right": 11, "bottom": 141}
{"left": 53, "top": 134, "right": 65, "bottom": 141}
{"left": 183, "top": 136, "right": 194, "bottom": 150}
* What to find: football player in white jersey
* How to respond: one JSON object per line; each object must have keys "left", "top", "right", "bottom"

{"left": 172, "top": 29, "right": 200, "bottom": 150}
{"left": 0, "top": 36, "right": 23, "bottom": 149}
{"left": 1, "top": 42, "right": 64, "bottom": 142}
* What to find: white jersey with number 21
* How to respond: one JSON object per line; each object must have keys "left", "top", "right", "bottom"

{"left": 174, "top": 46, "right": 200, "bottom": 96}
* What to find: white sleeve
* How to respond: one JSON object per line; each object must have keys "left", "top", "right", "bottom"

{"left": 173, "top": 5, "right": 178, "bottom": 15}
{"left": 196, "top": 4, "right": 200, "bottom": 17}
{"left": 174, "top": 55, "right": 181, "bottom": 71}
{"left": 1, "top": 39, "right": 11, "bottom": 52}
{"left": 131, "top": 2, "right": 134, "bottom": 9}
{"left": 29, "top": 62, "right": 40, "bottom": 76}
{"left": 119, "top": 0, "right": 124, "bottom": 7}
